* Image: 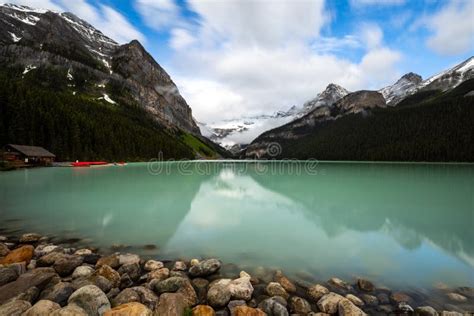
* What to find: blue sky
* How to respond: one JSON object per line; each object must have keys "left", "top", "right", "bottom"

{"left": 5, "top": 0, "right": 474, "bottom": 122}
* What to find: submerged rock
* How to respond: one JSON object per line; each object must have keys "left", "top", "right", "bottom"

{"left": 447, "top": 293, "right": 467, "bottom": 302}
{"left": 357, "top": 278, "right": 374, "bottom": 292}
{"left": 20, "top": 233, "right": 42, "bottom": 244}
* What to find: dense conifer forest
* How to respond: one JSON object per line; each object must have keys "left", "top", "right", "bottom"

{"left": 251, "top": 79, "right": 474, "bottom": 162}
{"left": 0, "top": 64, "right": 199, "bottom": 161}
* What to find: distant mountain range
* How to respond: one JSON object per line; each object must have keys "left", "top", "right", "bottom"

{"left": 207, "top": 57, "right": 474, "bottom": 152}
{"left": 0, "top": 3, "right": 228, "bottom": 160}
{"left": 244, "top": 57, "right": 474, "bottom": 162}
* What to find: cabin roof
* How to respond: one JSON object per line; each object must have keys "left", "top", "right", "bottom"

{"left": 6, "top": 144, "right": 56, "bottom": 158}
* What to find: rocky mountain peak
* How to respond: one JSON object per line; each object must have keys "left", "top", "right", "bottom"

{"left": 401, "top": 72, "right": 422, "bottom": 84}
{"left": 303, "top": 83, "right": 350, "bottom": 112}
{"left": 0, "top": 3, "right": 200, "bottom": 135}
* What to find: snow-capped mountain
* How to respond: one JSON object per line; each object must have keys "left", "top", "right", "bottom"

{"left": 418, "top": 56, "right": 474, "bottom": 92}
{"left": 0, "top": 3, "right": 200, "bottom": 134}
{"left": 380, "top": 56, "right": 474, "bottom": 105}
{"left": 202, "top": 83, "right": 350, "bottom": 149}
{"left": 303, "top": 83, "right": 350, "bottom": 111}
{"left": 379, "top": 72, "right": 422, "bottom": 106}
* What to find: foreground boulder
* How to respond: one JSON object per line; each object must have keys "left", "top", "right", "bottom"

{"left": 23, "top": 299, "right": 61, "bottom": 315}
{"left": 258, "top": 296, "right": 288, "bottom": 316}
{"left": 0, "top": 299, "right": 32, "bottom": 315}
{"left": 155, "top": 292, "right": 189, "bottom": 316}
{"left": 0, "top": 268, "right": 56, "bottom": 304}
{"left": 67, "top": 285, "right": 111, "bottom": 316}
{"left": 338, "top": 298, "right": 367, "bottom": 316}
{"left": 317, "top": 292, "right": 345, "bottom": 314}
{"left": 0, "top": 245, "right": 34, "bottom": 264}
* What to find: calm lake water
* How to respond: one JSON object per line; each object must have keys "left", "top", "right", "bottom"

{"left": 0, "top": 161, "right": 473, "bottom": 289}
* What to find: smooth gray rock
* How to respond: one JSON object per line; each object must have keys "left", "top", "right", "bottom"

{"left": 0, "top": 266, "right": 18, "bottom": 286}
{"left": 67, "top": 285, "right": 111, "bottom": 316}
{"left": 40, "top": 282, "right": 75, "bottom": 306}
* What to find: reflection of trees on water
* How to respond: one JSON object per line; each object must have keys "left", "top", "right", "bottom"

{"left": 249, "top": 163, "right": 474, "bottom": 266}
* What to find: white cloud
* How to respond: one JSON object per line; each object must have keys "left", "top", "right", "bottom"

{"left": 422, "top": 0, "right": 474, "bottom": 56}
{"left": 135, "top": 0, "right": 180, "bottom": 31}
{"left": 170, "top": 28, "right": 196, "bottom": 50}
{"left": 4, "top": 0, "right": 145, "bottom": 44}
{"left": 157, "top": 1, "right": 402, "bottom": 123}
{"left": 360, "top": 23, "right": 383, "bottom": 49}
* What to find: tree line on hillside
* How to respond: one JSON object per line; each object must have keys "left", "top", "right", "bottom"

{"left": 255, "top": 80, "right": 474, "bottom": 162}
{"left": 0, "top": 65, "right": 195, "bottom": 161}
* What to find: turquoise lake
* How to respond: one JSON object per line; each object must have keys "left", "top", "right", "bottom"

{"left": 0, "top": 161, "right": 473, "bottom": 290}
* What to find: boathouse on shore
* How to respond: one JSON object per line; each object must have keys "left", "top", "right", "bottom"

{"left": 2, "top": 144, "right": 56, "bottom": 166}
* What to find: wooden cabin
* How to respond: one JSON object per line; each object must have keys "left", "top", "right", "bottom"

{"left": 3, "top": 144, "right": 56, "bottom": 166}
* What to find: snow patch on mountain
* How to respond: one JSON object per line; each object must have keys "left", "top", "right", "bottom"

{"left": 379, "top": 72, "right": 422, "bottom": 105}
{"left": 9, "top": 31, "right": 21, "bottom": 42}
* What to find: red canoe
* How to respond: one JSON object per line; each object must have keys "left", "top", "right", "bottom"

{"left": 71, "top": 161, "right": 108, "bottom": 167}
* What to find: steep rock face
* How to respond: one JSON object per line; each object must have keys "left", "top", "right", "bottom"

{"left": 380, "top": 72, "right": 422, "bottom": 105}
{"left": 112, "top": 41, "right": 199, "bottom": 134}
{"left": 335, "top": 90, "right": 386, "bottom": 114}
{"left": 0, "top": 3, "right": 199, "bottom": 135}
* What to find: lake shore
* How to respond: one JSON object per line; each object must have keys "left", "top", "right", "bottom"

{"left": 0, "top": 232, "right": 472, "bottom": 315}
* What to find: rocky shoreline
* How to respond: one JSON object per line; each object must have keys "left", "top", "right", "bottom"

{"left": 0, "top": 233, "right": 472, "bottom": 315}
